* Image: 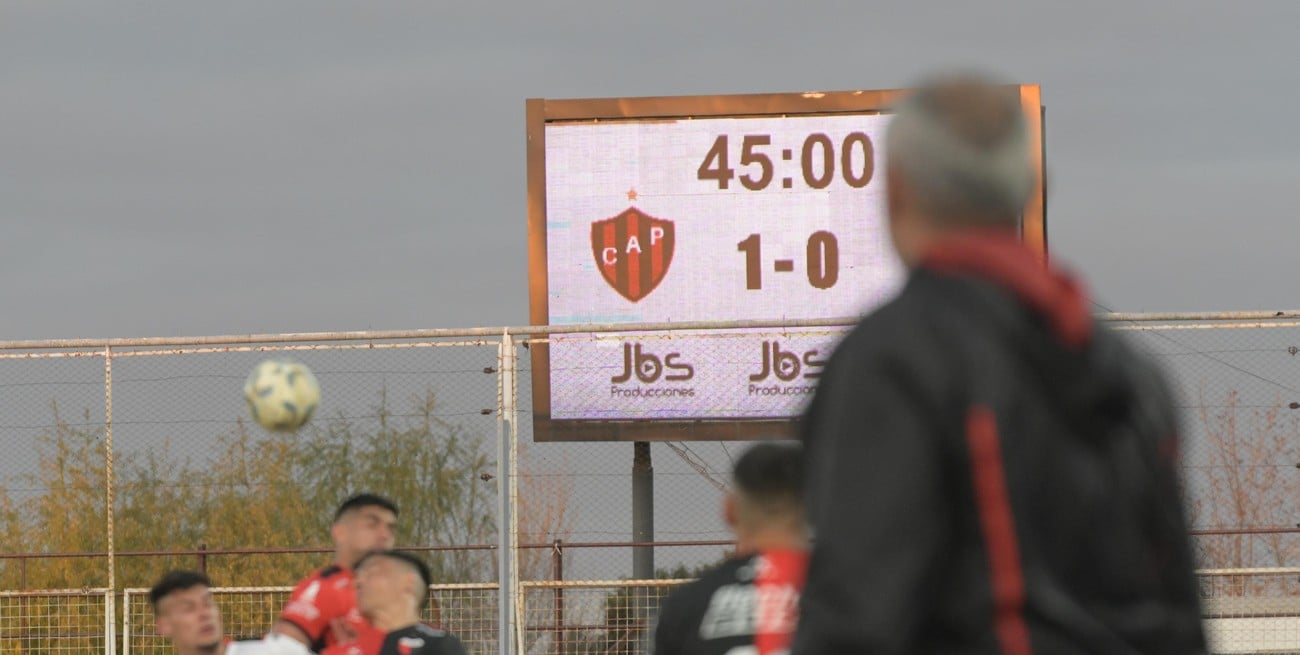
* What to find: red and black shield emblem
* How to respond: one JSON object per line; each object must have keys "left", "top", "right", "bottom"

{"left": 591, "top": 207, "right": 675, "bottom": 302}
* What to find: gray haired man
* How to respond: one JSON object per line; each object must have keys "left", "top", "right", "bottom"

{"left": 792, "top": 73, "right": 1206, "bottom": 654}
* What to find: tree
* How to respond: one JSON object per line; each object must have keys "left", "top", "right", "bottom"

{"left": 0, "top": 403, "right": 112, "bottom": 589}
{"left": 0, "top": 390, "right": 502, "bottom": 590}
{"left": 197, "top": 419, "right": 324, "bottom": 587}
{"left": 295, "top": 389, "right": 498, "bottom": 582}
{"left": 516, "top": 437, "right": 576, "bottom": 582}
{"left": 1188, "top": 390, "right": 1300, "bottom": 597}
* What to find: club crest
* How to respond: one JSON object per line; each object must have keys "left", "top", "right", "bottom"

{"left": 590, "top": 207, "right": 675, "bottom": 302}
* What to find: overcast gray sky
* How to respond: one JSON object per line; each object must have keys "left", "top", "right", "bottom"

{"left": 3, "top": 2, "right": 1299, "bottom": 340}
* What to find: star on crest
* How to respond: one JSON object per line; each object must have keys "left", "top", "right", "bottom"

{"left": 626, "top": 188, "right": 638, "bottom": 201}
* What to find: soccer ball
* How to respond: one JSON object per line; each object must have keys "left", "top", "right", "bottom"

{"left": 243, "top": 359, "right": 320, "bottom": 432}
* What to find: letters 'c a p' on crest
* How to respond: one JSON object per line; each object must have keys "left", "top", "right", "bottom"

{"left": 590, "top": 207, "right": 675, "bottom": 303}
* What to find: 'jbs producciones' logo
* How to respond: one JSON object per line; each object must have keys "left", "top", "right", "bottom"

{"left": 611, "top": 343, "right": 694, "bottom": 383}
{"left": 591, "top": 207, "right": 675, "bottom": 302}
{"left": 749, "top": 341, "right": 825, "bottom": 382}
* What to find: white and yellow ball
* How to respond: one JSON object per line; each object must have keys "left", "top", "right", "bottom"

{"left": 243, "top": 359, "right": 320, "bottom": 432}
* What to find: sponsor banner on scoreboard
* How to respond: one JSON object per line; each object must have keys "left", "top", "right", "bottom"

{"left": 547, "top": 329, "right": 839, "bottom": 420}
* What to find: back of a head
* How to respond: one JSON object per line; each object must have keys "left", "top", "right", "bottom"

{"left": 886, "top": 72, "right": 1034, "bottom": 227}
{"left": 732, "top": 442, "right": 804, "bottom": 520}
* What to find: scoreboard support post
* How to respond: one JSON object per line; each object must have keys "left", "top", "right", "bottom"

{"left": 632, "top": 441, "right": 655, "bottom": 580}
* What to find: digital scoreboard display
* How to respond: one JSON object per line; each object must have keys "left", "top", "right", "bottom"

{"left": 527, "top": 88, "right": 1044, "bottom": 441}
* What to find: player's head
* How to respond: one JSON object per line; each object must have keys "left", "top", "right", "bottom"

{"left": 331, "top": 493, "right": 399, "bottom": 567}
{"left": 151, "top": 570, "right": 223, "bottom": 655}
{"left": 884, "top": 71, "right": 1034, "bottom": 265}
{"left": 724, "top": 442, "right": 805, "bottom": 544}
{"left": 353, "top": 550, "right": 433, "bottom": 621}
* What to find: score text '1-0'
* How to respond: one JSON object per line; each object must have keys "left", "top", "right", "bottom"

{"left": 697, "top": 133, "right": 875, "bottom": 191}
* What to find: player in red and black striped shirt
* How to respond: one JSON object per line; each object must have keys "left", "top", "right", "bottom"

{"left": 322, "top": 551, "right": 467, "bottom": 655}
{"left": 652, "top": 443, "right": 808, "bottom": 655}
{"left": 273, "top": 494, "right": 399, "bottom": 653}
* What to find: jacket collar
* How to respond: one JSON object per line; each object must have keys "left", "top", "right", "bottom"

{"left": 920, "top": 229, "right": 1093, "bottom": 349}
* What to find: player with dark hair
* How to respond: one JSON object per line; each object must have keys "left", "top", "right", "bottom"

{"left": 151, "top": 570, "right": 310, "bottom": 655}
{"left": 321, "top": 551, "right": 467, "bottom": 655}
{"left": 792, "top": 73, "right": 1206, "bottom": 654}
{"left": 652, "top": 442, "right": 808, "bottom": 655}
{"left": 274, "top": 493, "right": 400, "bottom": 652}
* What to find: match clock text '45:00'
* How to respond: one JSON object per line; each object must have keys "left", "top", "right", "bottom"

{"left": 697, "top": 133, "right": 875, "bottom": 191}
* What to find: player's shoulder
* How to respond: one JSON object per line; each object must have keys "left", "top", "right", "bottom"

{"left": 294, "top": 564, "right": 345, "bottom": 586}
{"left": 836, "top": 276, "right": 951, "bottom": 355}
{"left": 700, "top": 554, "right": 756, "bottom": 586}
{"left": 226, "top": 634, "right": 315, "bottom": 655}
{"left": 820, "top": 283, "right": 959, "bottom": 397}
{"left": 391, "top": 624, "right": 466, "bottom": 655}
{"left": 289, "top": 564, "right": 353, "bottom": 604}
{"left": 660, "top": 556, "right": 754, "bottom": 613}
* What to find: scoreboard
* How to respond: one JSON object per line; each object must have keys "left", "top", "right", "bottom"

{"left": 527, "top": 87, "right": 1045, "bottom": 441}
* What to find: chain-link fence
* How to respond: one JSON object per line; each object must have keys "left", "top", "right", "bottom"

{"left": 0, "top": 313, "right": 1298, "bottom": 654}
{"left": 1200, "top": 568, "right": 1300, "bottom": 654}
{"left": 1110, "top": 315, "right": 1300, "bottom": 573}
{"left": 121, "top": 586, "right": 290, "bottom": 654}
{"left": 120, "top": 583, "right": 498, "bottom": 655}
{"left": 0, "top": 588, "right": 113, "bottom": 654}
{"left": 520, "top": 580, "right": 688, "bottom": 655}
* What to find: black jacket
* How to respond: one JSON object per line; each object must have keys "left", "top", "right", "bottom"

{"left": 792, "top": 233, "right": 1206, "bottom": 655}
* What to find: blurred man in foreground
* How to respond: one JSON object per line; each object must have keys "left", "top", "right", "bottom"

{"left": 793, "top": 73, "right": 1206, "bottom": 654}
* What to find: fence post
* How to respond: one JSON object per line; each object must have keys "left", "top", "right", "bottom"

{"left": 21, "top": 557, "right": 29, "bottom": 655}
{"left": 497, "top": 331, "right": 519, "bottom": 655}
{"left": 197, "top": 543, "right": 207, "bottom": 574}
{"left": 105, "top": 346, "right": 115, "bottom": 594}
{"left": 105, "top": 346, "right": 118, "bottom": 655}
{"left": 105, "top": 588, "right": 117, "bottom": 655}
{"left": 552, "top": 539, "right": 564, "bottom": 654}
{"left": 122, "top": 589, "right": 132, "bottom": 655}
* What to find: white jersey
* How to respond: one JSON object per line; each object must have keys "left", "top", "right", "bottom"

{"left": 226, "top": 634, "right": 315, "bottom": 655}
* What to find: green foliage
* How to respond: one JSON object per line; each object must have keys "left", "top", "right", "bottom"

{"left": 297, "top": 390, "right": 496, "bottom": 582}
{"left": 0, "top": 391, "right": 497, "bottom": 591}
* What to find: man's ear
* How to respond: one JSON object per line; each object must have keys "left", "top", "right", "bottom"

{"left": 723, "top": 493, "right": 738, "bottom": 530}
{"left": 156, "top": 615, "right": 172, "bottom": 639}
